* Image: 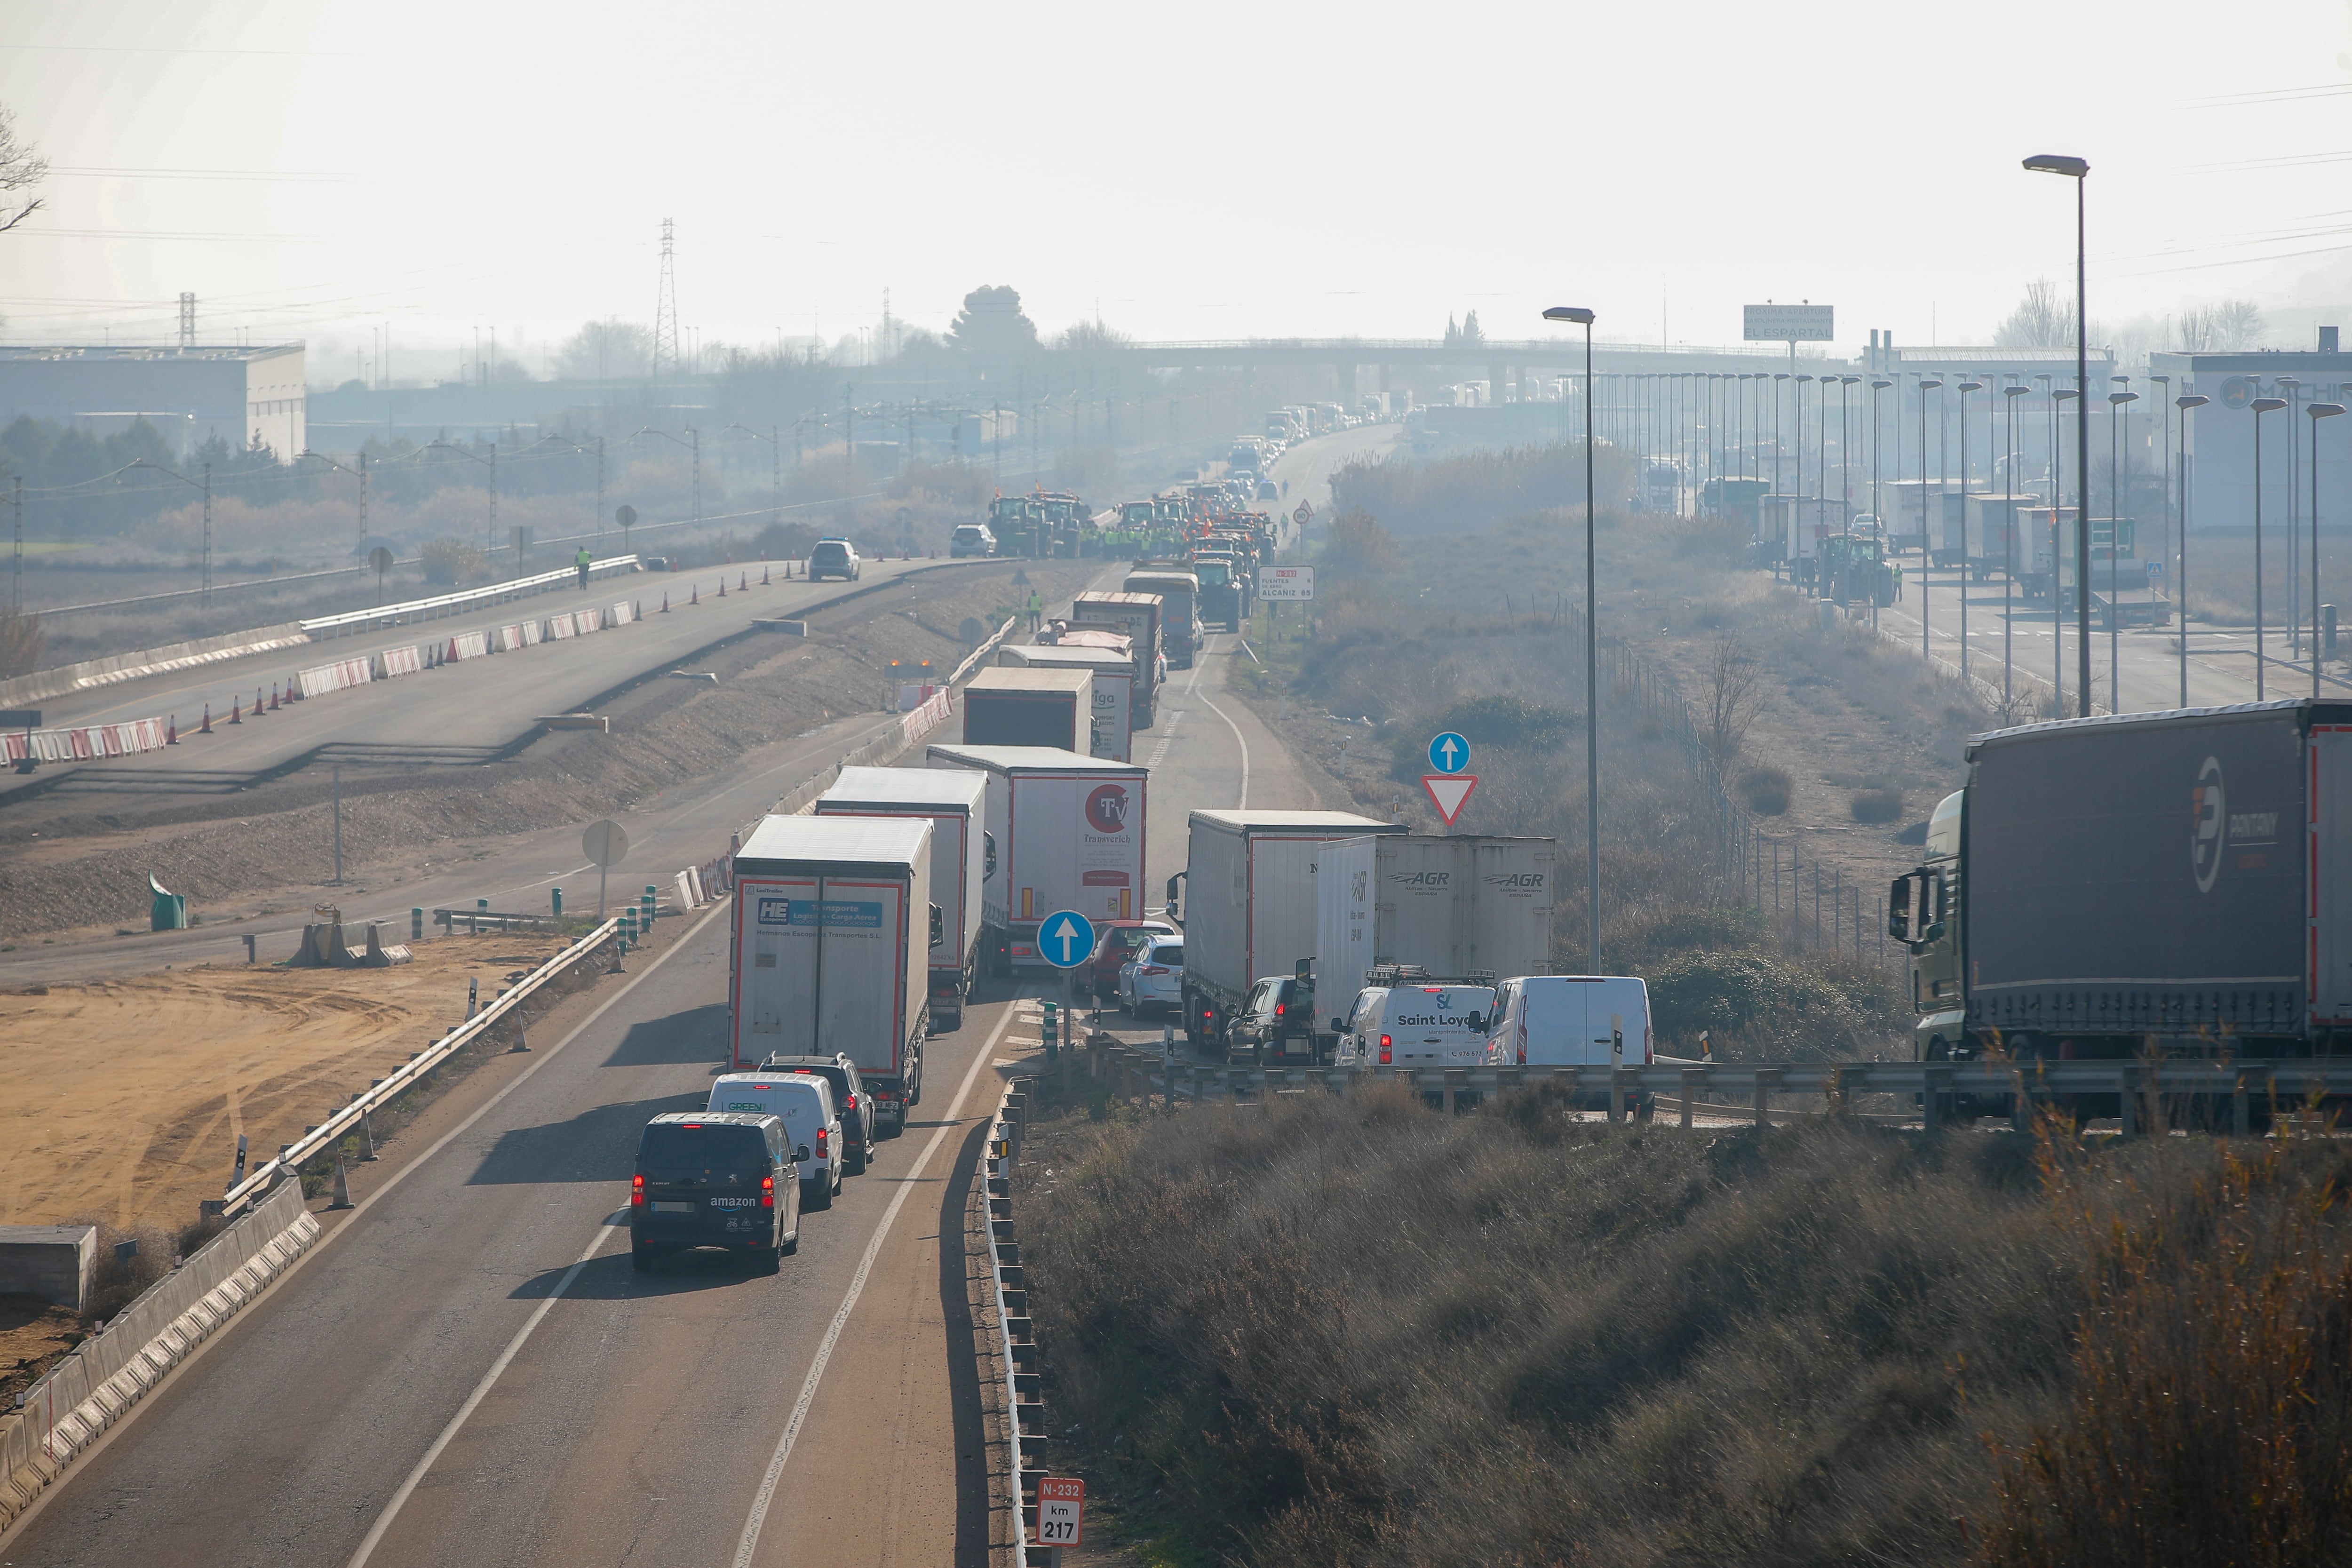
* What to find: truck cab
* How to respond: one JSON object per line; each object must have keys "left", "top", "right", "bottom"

{"left": 1889, "top": 788, "right": 1967, "bottom": 1065}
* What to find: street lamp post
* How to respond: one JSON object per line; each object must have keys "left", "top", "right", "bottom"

{"left": 1839, "top": 375, "right": 1859, "bottom": 532}
{"left": 2003, "top": 383, "right": 2029, "bottom": 704}
{"left": 2252, "top": 396, "right": 2288, "bottom": 700}
{"left": 1871, "top": 378, "right": 1891, "bottom": 630}
{"left": 2177, "top": 393, "right": 2208, "bottom": 706}
{"left": 425, "top": 439, "right": 497, "bottom": 550}
{"left": 298, "top": 449, "right": 369, "bottom": 549}
{"left": 2024, "top": 151, "right": 2094, "bottom": 715}
{"left": 1543, "top": 306, "right": 1604, "bottom": 975}
{"left": 2054, "top": 389, "right": 2079, "bottom": 708}
{"left": 1796, "top": 374, "right": 1815, "bottom": 586}
{"left": 127, "top": 460, "right": 213, "bottom": 602}
{"left": 2282, "top": 377, "right": 2304, "bottom": 658}
{"left": 1918, "top": 378, "right": 1941, "bottom": 658}
{"left": 2311, "top": 402, "right": 2346, "bottom": 698}
{"left": 2152, "top": 374, "right": 2171, "bottom": 656}
{"left": 723, "top": 423, "right": 784, "bottom": 528}
{"left": 635, "top": 426, "right": 703, "bottom": 533}
{"left": 1957, "top": 381, "right": 1983, "bottom": 681}
{"left": 2107, "top": 387, "right": 2140, "bottom": 710}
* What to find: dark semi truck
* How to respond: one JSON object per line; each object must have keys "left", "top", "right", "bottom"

{"left": 1891, "top": 700, "right": 2352, "bottom": 1122}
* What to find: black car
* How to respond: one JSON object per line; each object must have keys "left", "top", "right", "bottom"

{"left": 1227, "top": 974, "right": 1322, "bottom": 1064}
{"left": 631, "top": 1112, "right": 800, "bottom": 1272}
{"left": 760, "top": 1052, "right": 881, "bottom": 1159}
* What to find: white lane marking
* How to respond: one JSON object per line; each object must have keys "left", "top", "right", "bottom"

{"left": 731, "top": 998, "right": 1023, "bottom": 1568}
{"left": 1189, "top": 638, "right": 1251, "bottom": 811}
{"left": 345, "top": 1223, "right": 620, "bottom": 1568}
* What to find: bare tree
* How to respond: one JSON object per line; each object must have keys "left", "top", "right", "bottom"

{"left": 2210, "top": 299, "right": 2265, "bottom": 350}
{"left": 1993, "top": 279, "right": 2077, "bottom": 348}
{"left": 1701, "top": 636, "right": 1764, "bottom": 769}
{"left": 0, "top": 103, "right": 46, "bottom": 234}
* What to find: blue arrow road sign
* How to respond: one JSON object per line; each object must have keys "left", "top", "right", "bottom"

{"left": 1039, "top": 909, "right": 1097, "bottom": 969}
{"left": 1428, "top": 732, "right": 1470, "bottom": 774}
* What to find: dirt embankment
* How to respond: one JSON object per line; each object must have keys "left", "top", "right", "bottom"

{"left": 0, "top": 562, "right": 1094, "bottom": 946}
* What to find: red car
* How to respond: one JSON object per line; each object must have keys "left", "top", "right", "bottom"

{"left": 1083, "top": 919, "right": 1178, "bottom": 1003}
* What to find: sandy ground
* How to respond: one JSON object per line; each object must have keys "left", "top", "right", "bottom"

{"left": 0, "top": 932, "right": 567, "bottom": 1232}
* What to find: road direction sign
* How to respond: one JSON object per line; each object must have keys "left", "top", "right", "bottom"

{"left": 1038, "top": 1477, "right": 1084, "bottom": 1546}
{"left": 1427, "top": 731, "right": 1470, "bottom": 773}
{"left": 1293, "top": 501, "right": 1313, "bottom": 525}
{"left": 1039, "top": 909, "right": 1097, "bottom": 969}
{"left": 1422, "top": 774, "right": 1478, "bottom": 826}
{"left": 615, "top": 504, "right": 638, "bottom": 528}
{"left": 582, "top": 820, "right": 629, "bottom": 866}
{"left": 1258, "top": 565, "right": 1315, "bottom": 601}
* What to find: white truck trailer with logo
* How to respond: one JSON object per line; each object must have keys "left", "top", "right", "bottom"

{"left": 1069, "top": 591, "right": 1164, "bottom": 725}
{"left": 1171, "top": 809, "right": 1403, "bottom": 1052}
{"left": 999, "top": 642, "right": 1135, "bottom": 761}
{"left": 816, "top": 766, "right": 988, "bottom": 1032}
{"left": 925, "top": 743, "right": 1148, "bottom": 974}
{"left": 729, "top": 815, "right": 934, "bottom": 1129}
{"left": 1315, "top": 834, "right": 1557, "bottom": 996}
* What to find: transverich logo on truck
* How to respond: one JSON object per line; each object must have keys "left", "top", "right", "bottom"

{"left": 1084, "top": 783, "right": 1131, "bottom": 834}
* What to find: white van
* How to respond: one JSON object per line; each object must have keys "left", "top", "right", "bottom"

{"left": 1482, "top": 975, "right": 1653, "bottom": 1109}
{"left": 1333, "top": 983, "right": 1497, "bottom": 1069}
{"left": 708, "top": 1073, "right": 845, "bottom": 1210}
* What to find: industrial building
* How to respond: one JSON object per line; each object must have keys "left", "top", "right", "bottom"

{"left": 2153, "top": 329, "right": 2351, "bottom": 534}
{"left": 0, "top": 343, "right": 307, "bottom": 462}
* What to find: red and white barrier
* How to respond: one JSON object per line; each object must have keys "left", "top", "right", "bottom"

{"left": 608, "top": 600, "right": 635, "bottom": 626}
{"left": 901, "top": 688, "right": 952, "bottom": 745}
{"left": 577, "top": 607, "right": 602, "bottom": 635}
{"left": 297, "top": 657, "right": 373, "bottom": 698}
{"left": 3, "top": 716, "right": 170, "bottom": 765}
{"left": 495, "top": 623, "right": 530, "bottom": 653}
{"left": 546, "top": 615, "right": 574, "bottom": 641}
{"left": 446, "top": 630, "right": 489, "bottom": 661}
{"left": 374, "top": 646, "right": 423, "bottom": 679}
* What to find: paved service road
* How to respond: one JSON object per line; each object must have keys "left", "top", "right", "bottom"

{"left": 2, "top": 577, "right": 1314, "bottom": 1566}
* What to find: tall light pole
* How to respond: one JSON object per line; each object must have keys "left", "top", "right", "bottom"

{"left": 2024, "top": 152, "right": 2093, "bottom": 715}
{"left": 2003, "top": 383, "right": 2029, "bottom": 704}
{"left": 1543, "top": 305, "right": 1604, "bottom": 973}
{"left": 128, "top": 459, "right": 214, "bottom": 602}
{"left": 2282, "top": 376, "right": 2304, "bottom": 658}
{"left": 1957, "top": 380, "right": 1983, "bottom": 681}
{"left": 1797, "top": 374, "right": 1815, "bottom": 584}
{"left": 2107, "top": 387, "right": 2139, "bottom": 710}
{"left": 1871, "top": 378, "right": 1891, "bottom": 630}
{"left": 2152, "top": 373, "right": 2171, "bottom": 642}
{"left": 1838, "top": 374, "right": 1859, "bottom": 530}
{"left": 2055, "top": 388, "right": 2079, "bottom": 708}
{"left": 1773, "top": 372, "right": 1789, "bottom": 502}
{"left": 2252, "top": 396, "right": 2288, "bottom": 700}
{"left": 723, "top": 423, "right": 784, "bottom": 528}
{"left": 298, "top": 449, "right": 368, "bottom": 549}
{"left": 425, "top": 439, "right": 497, "bottom": 550}
{"left": 2311, "top": 402, "right": 2345, "bottom": 698}
{"left": 634, "top": 425, "right": 702, "bottom": 532}
{"left": 2176, "top": 392, "right": 2208, "bottom": 706}
{"left": 1918, "top": 378, "right": 1941, "bottom": 657}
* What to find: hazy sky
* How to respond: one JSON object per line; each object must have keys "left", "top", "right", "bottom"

{"left": 3, "top": 0, "right": 2350, "bottom": 373}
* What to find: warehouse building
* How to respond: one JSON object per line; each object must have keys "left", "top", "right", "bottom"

{"left": 2152, "top": 329, "right": 2351, "bottom": 533}
{"left": 0, "top": 343, "right": 306, "bottom": 462}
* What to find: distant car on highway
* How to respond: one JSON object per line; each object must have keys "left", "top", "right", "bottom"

{"left": 1117, "top": 937, "right": 1185, "bottom": 1017}
{"left": 1255, "top": 479, "right": 1279, "bottom": 500}
{"left": 950, "top": 523, "right": 997, "bottom": 557}
{"left": 809, "top": 537, "right": 862, "bottom": 581}
{"left": 706, "top": 1073, "right": 846, "bottom": 1208}
{"left": 630, "top": 1112, "right": 799, "bottom": 1272}
{"left": 755, "top": 1052, "right": 876, "bottom": 1167}
{"left": 1083, "top": 917, "right": 1178, "bottom": 1003}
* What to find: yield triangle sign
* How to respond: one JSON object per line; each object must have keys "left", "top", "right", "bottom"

{"left": 1421, "top": 773, "right": 1478, "bottom": 826}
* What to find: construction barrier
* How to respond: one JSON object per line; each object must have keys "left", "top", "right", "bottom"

{"left": 608, "top": 599, "right": 634, "bottom": 626}
{"left": 446, "top": 629, "right": 489, "bottom": 662}
{"left": 296, "top": 656, "right": 373, "bottom": 699}
{"left": 495, "top": 623, "right": 528, "bottom": 652}
{"left": 373, "top": 645, "right": 423, "bottom": 680}
{"left": 902, "top": 688, "right": 953, "bottom": 745}
{"left": 2, "top": 718, "right": 169, "bottom": 766}
{"left": 547, "top": 615, "right": 575, "bottom": 641}
{"left": 577, "top": 607, "right": 602, "bottom": 635}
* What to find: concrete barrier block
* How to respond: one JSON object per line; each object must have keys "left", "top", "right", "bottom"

{"left": 0, "top": 1226, "right": 95, "bottom": 1311}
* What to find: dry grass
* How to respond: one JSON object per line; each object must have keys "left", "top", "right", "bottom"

{"left": 1023, "top": 1092, "right": 2352, "bottom": 1568}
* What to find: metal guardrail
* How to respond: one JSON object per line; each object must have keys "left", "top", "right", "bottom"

{"left": 298, "top": 555, "right": 642, "bottom": 638}
{"left": 215, "top": 916, "right": 621, "bottom": 1220}
{"left": 1073, "top": 1040, "right": 2352, "bottom": 1138}
{"left": 982, "top": 1082, "right": 1039, "bottom": 1568}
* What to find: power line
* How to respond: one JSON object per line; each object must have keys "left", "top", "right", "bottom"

{"left": 2182, "top": 82, "right": 2352, "bottom": 109}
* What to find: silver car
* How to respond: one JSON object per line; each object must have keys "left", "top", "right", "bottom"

{"left": 1117, "top": 938, "right": 1184, "bottom": 1018}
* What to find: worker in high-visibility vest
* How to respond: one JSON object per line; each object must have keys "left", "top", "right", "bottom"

{"left": 1026, "top": 590, "right": 1043, "bottom": 633}
{"left": 575, "top": 545, "right": 592, "bottom": 591}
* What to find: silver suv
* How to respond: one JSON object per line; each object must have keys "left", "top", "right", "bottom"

{"left": 950, "top": 524, "right": 996, "bottom": 557}
{"left": 809, "top": 537, "right": 861, "bottom": 581}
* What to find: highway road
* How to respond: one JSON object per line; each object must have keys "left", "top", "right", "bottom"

{"left": 1866, "top": 549, "right": 2350, "bottom": 716}
{"left": 0, "top": 552, "right": 1315, "bottom": 1565}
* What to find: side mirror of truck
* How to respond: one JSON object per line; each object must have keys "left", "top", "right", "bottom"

{"left": 929, "top": 903, "right": 944, "bottom": 948}
{"left": 1887, "top": 875, "right": 1912, "bottom": 939}
{"left": 984, "top": 832, "right": 998, "bottom": 879}
{"left": 1329, "top": 1017, "right": 1348, "bottom": 1034}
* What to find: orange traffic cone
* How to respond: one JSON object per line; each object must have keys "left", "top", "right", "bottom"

{"left": 761, "top": 565, "right": 771, "bottom": 586}
{"left": 446, "top": 638, "right": 459, "bottom": 663}
{"left": 199, "top": 704, "right": 213, "bottom": 734}
{"left": 690, "top": 584, "right": 699, "bottom": 605}
{"left": 254, "top": 685, "right": 268, "bottom": 716}
{"left": 229, "top": 697, "right": 243, "bottom": 725}
{"left": 660, "top": 592, "right": 670, "bottom": 613}
{"left": 167, "top": 715, "right": 179, "bottom": 745}
{"left": 269, "top": 684, "right": 281, "bottom": 711}
{"left": 739, "top": 573, "right": 748, "bottom": 592}
{"left": 718, "top": 578, "right": 727, "bottom": 597}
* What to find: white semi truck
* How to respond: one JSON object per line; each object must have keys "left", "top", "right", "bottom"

{"left": 925, "top": 743, "right": 1149, "bottom": 973}
{"left": 729, "top": 814, "right": 934, "bottom": 1130}
{"left": 815, "top": 766, "right": 988, "bottom": 1032}
{"left": 1315, "top": 834, "right": 1557, "bottom": 997}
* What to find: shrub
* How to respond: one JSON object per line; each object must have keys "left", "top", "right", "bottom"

{"left": 418, "top": 536, "right": 486, "bottom": 586}
{"left": 1737, "top": 764, "right": 1792, "bottom": 814}
{"left": 1389, "top": 694, "right": 1579, "bottom": 780}
{"left": 753, "top": 520, "right": 818, "bottom": 559}
{"left": 1851, "top": 785, "right": 1905, "bottom": 823}
{"left": 0, "top": 604, "right": 44, "bottom": 677}
{"left": 1645, "top": 948, "right": 1900, "bottom": 1058}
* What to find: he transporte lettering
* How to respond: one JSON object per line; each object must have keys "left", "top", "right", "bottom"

{"left": 755, "top": 896, "right": 885, "bottom": 930}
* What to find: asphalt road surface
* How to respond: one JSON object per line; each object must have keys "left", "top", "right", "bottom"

{"left": 0, "top": 571, "right": 1314, "bottom": 1566}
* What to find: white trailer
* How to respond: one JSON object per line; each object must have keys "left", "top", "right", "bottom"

{"left": 1175, "top": 809, "right": 1402, "bottom": 1051}
{"left": 1316, "top": 834, "right": 1557, "bottom": 996}
{"left": 999, "top": 643, "right": 1135, "bottom": 762}
{"left": 925, "top": 743, "right": 1148, "bottom": 973}
{"left": 816, "top": 766, "right": 988, "bottom": 1032}
{"left": 730, "top": 814, "right": 933, "bottom": 1127}
{"left": 961, "top": 666, "right": 1093, "bottom": 753}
